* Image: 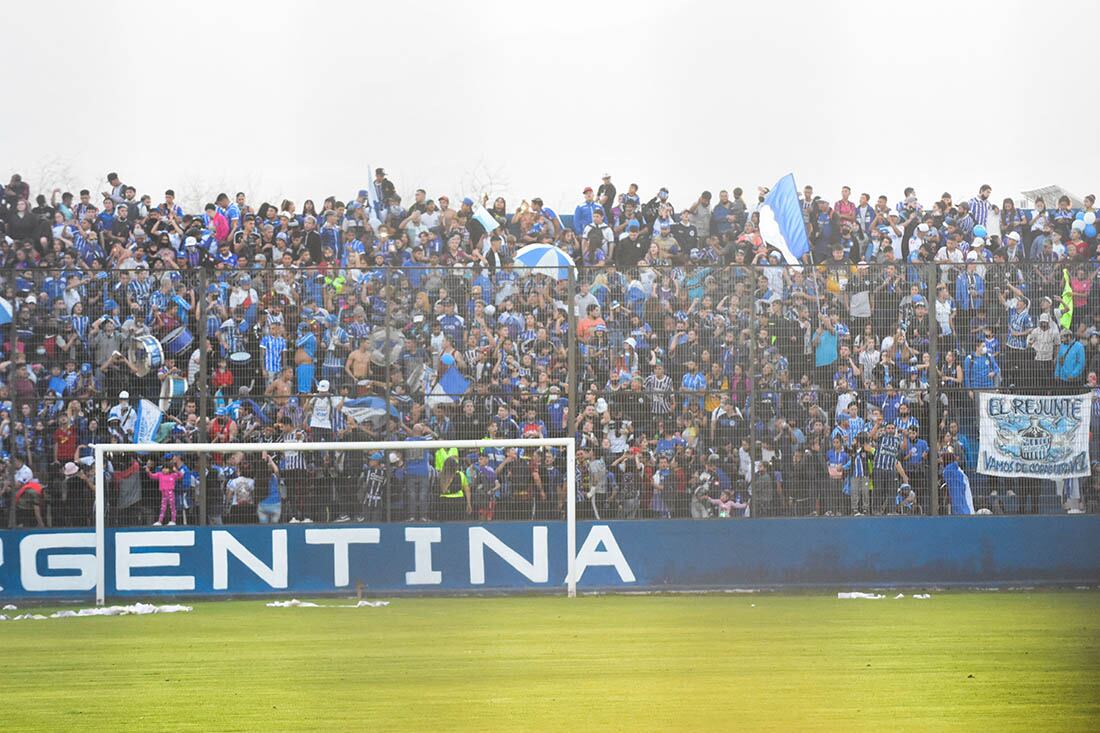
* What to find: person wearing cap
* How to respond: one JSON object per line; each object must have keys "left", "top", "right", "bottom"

{"left": 954, "top": 260, "right": 984, "bottom": 341}
{"left": 1000, "top": 229, "right": 1025, "bottom": 261}
{"left": 573, "top": 185, "right": 601, "bottom": 235}
{"left": 107, "top": 390, "right": 138, "bottom": 438}
{"left": 1054, "top": 328, "right": 1086, "bottom": 391}
{"left": 371, "top": 168, "right": 395, "bottom": 213}
{"left": 1026, "top": 311, "right": 1059, "bottom": 390}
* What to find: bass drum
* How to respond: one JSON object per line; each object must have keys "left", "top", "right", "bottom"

{"left": 128, "top": 335, "right": 164, "bottom": 377}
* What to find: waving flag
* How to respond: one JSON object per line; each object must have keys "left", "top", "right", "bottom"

{"left": 0, "top": 296, "right": 11, "bottom": 326}
{"left": 342, "top": 397, "right": 402, "bottom": 427}
{"left": 427, "top": 366, "right": 471, "bottom": 407}
{"left": 472, "top": 204, "right": 500, "bottom": 235}
{"left": 758, "top": 174, "right": 810, "bottom": 265}
{"left": 133, "top": 399, "right": 163, "bottom": 444}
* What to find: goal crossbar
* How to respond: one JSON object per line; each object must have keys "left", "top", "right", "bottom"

{"left": 94, "top": 438, "right": 577, "bottom": 604}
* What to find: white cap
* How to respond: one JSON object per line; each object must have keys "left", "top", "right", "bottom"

{"left": 1039, "top": 313, "right": 1051, "bottom": 323}
{"left": 119, "top": 390, "right": 129, "bottom": 399}
{"left": 317, "top": 380, "right": 330, "bottom": 393}
{"left": 624, "top": 337, "right": 637, "bottom": 349}
{"left": 917, "top": 223, "right": 930, "bottom": 233}
{"left": 596, "top": 397, "right": 608, "bottom": 414}
{"left": 972, "top": 236, "right": 985, "bottom": 248}
{"left": 1007, "top": 231, "right": 1021, "bottom": 241}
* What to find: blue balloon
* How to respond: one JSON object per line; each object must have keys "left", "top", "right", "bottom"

{"left": 1075, "top": 211, "right": 1086, "bottom": 221}
{"left": 441, "top": 353, "right": 455, "bottom": 366}
{"left": 1086, "top": 224, "right": 1098, "bottom": 238}
{"left": 973, "top": 225, "right": 987, "bottom": 239}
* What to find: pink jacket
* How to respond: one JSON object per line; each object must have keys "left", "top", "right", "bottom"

{"left": 147, "top": 470, "right": 182, "bottom": 494}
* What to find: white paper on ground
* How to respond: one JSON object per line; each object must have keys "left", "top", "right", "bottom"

{"left": 837, "top": 592, "right": 884, "bottom": 600}
{"left": 894, "top": 593, "right": 905, "bottom": 599}
{"left": 267, "top": 599, "right": 390, "bottom": 608}
{"left": 912, "top": 594, "right": 932, "bottom": 599}
{"left": 2, "top": 604, "right": 17, "bottom": 610}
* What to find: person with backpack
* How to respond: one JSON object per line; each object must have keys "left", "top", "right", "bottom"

{"left": 964, "top": 341, "right": 1000, "bottom": 394}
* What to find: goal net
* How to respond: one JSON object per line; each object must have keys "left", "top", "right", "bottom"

{"left": 93, "top": 438, "right": 577, "bottom": 603}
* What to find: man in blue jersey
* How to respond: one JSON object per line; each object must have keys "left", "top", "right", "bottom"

{"left": 941, "top": 450, "right": 974, "bottom": 515}
{"left": 403, "top": 423, "right": 437, "bottom": 522}
{"left": 573, "top": 186, "right": 601, "bottom": 235}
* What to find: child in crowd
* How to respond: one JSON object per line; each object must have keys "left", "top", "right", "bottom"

{"left": 146, "top": 461, "right": 183, "bottom": 526}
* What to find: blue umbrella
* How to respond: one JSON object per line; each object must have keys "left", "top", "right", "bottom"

{"left": 514, "top": 244, "right": 577, "bottom": 281}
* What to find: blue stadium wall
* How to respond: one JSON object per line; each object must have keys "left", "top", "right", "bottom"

{"left": 2, "top": 517, "right": 1098, "bottom": 600}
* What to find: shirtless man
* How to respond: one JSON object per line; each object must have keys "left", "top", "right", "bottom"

{"left": 345, "top": 340, "right": 383, "bottom": 396}
{"left": 265, "top": 366, "right": 294, "bottom": 408}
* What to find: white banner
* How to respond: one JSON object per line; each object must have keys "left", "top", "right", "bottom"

{"left": 978, "top": 393, "right": 1092, "bottom": 478}
{"left": 132, "top": 399, "right": 163, "bottom": 444}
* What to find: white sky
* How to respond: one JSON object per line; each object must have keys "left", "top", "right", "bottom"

{"left": 5, "top": 0, "right": 1097, "bottom": 212}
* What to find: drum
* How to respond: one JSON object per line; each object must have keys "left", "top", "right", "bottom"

{"left": 159, "top": 374, "right": 188, "bottom": 412}
{"left": 129, "top": 335, "right": 164, "bottom": 377}
{"left": 163, "top": 325, "right": 194, "bottom": 356}
{"left": 229, "top": 351, "right": 252, "bottom": 365}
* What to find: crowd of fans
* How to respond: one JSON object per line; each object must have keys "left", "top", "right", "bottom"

{"left": 2, "top": 169, "right": 1099, "bottom": 528}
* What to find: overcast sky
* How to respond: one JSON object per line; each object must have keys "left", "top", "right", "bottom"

{"left": 5, "top": 0, "right": 1097, "bottom": 211}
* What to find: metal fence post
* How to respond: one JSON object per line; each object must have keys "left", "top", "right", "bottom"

{"left": 748, "top": 264, "right": 758, "bottom": 516}
{"left": 198, "top": 267, "right": 210, "bottom": 526}
{"left": 385, "top": 265, "right": 393, "bottom": 524}
{"left": 567, "top": 265, "right": 578, "bottom": 514}
{"left": 926, "top": 262, "right": 940, "bottom": 516}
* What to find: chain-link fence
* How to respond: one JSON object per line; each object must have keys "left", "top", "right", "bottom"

{"left": 4, "top": 259, "right": 1098, "bottom": 527}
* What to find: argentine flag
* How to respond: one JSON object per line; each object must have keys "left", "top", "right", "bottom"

{"left": 758, "top": 174, "right": 810, "bottom": 265}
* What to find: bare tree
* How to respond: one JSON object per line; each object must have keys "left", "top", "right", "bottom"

{"left": 459, "top": 159, "right": 511, "bottom": 205}
{"left": 26, "top": 157, "right": 83, "bottom": 200}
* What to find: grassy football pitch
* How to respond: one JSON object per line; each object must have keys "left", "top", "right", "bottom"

{"left": 3, "top": 591, "right": 1099, "bottom": 731}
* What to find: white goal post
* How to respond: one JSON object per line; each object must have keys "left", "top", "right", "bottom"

{"left": 94, "top": 437, "right": 577, "bottom": 604}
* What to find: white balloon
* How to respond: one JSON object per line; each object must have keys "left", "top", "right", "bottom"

{"left": 1072, "top": 219, "right": 1087, "bottom": 232}
{"left": 1085, "top": 211, "right": 1097, "bottom": 225}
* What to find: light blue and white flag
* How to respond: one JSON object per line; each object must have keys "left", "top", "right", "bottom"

{"left": 426, "top": 366, "right": 471, "bottom": 408}
{"left": 472, "top": 204, "right": 500, "bottom": 235}
{"left": 758, "top": 174, "right": 810, "bottom": 265}
{"left": 0, "top": 296, "right": 12, "bottom": 325}
{"left": 133, "top": 398, "right": 164, "bottom": 444}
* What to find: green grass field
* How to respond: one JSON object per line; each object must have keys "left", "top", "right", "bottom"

{"left": 3, "top": 591, "right": 1099, "bottom": 731}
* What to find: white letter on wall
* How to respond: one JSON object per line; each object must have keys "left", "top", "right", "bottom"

{"left": 116, "top": 531, "right": 196, "bottom": 591}
{"left": 305, "top": 528, "right": 381, "bottom": 587}
{"left": 573, "top": 525, "right": 635, "bottom": 584}
{"left": 404, "top": 526, "right": 442, "bottom": 585}
{"left": 469, "top": 526, "right": 548, "bottom": 585}
{"left": 212, "top": 530, "right": 288, "bottom": 590}
{"left": 19, "top": 533, "right": 96, "bottom": 592}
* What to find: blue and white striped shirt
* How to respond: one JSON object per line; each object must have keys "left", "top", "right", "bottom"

{"left": 1006, "top": 307, "right": 1033, "bottom": 350}
{"left": 259, "top": 335, "right": 287, "bottom": 374}
{"left": 968, "top": 196, "right": 991, "bottom": 227}
{"left": 128, "top": 278, "right": 153, "bottom": 307}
